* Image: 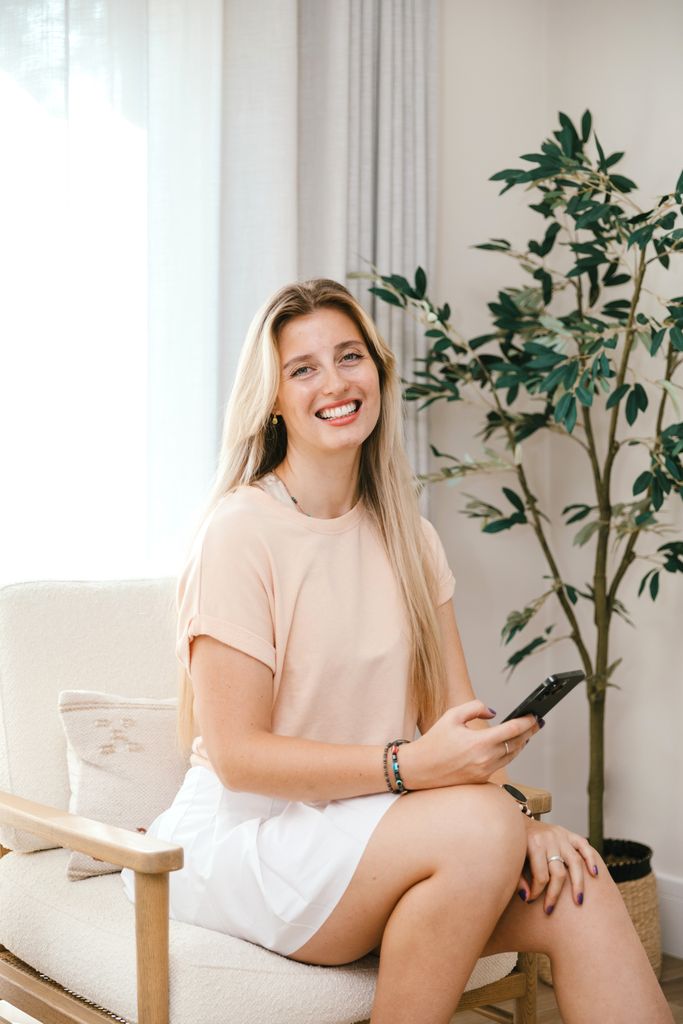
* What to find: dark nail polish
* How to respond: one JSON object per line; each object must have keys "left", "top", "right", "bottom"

{"left": 545, "top": 905, "right": 554, "bottom": 916}
{"left": 518, "top": 889, "right": 528, "bottom": 902}
{"left": 488, "top": 707, "right": 497, "bottom": 715}
{"left": 592, "top": 865, "right": 599, "bottom": 876}
{"left": 538, "top": 717, "right": 546, "bottom": 728}
{"left": 578, "top": 892, "right": 584, "bottom": 906}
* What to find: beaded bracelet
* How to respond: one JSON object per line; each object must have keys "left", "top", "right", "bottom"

{"left": 382, "top": 739, "right": 411, "bottom": 794}
{"left": 382, "top": 742, "right": 395, "bottom": 793}
{"left": 390, "top": 739, "right": 411, "bottom": 794}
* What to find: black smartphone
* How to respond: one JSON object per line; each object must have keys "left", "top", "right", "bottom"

{"left": 502, "top": 670, "right": 585, "bottom": 722}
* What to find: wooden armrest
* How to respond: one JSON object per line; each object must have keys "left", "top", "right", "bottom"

{"left": 0, "top": 790, "right": 183, "bottom": 874}
{"left": 510, "top": 782, "right": 552, "bottom": 817}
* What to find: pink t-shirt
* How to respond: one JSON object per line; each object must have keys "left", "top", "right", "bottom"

{"left": 176, "top": 483, "right": 455, "bottom": 772}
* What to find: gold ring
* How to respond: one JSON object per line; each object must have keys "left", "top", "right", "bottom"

{"left": 504, "top": 740, "right": 510, "bottom": 756}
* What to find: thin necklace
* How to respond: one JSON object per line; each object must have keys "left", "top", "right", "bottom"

{"left": 273, "top": 472, "right": 312, "bottom": 517}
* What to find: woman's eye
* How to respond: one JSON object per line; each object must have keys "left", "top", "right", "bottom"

{"left": 290, "top": 352, "right": 362, "bottom": 377}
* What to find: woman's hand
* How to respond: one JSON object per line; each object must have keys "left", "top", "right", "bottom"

{"left": 518, "top": 819, "right": 600, "bottom": 914}
{"left": 399, "top": 699, "right": 540, "bottom": 790}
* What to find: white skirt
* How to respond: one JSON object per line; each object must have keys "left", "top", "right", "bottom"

{"left": 120, "top": 765, "right": 400, "bottom": 957}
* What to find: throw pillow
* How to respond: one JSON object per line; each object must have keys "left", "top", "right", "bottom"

{"left": 58, "top": 690, "right": 188, "bottom": 880}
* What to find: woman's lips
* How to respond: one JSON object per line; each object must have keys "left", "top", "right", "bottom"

{"left": 315, "top": 400, "right": 362, "bottom": 424}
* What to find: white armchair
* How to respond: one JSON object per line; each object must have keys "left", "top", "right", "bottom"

{"left": 0, "top": 579, "right": 550, "bottom": 1024}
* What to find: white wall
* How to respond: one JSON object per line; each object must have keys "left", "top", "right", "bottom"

{"left": 434, "top": 0, "right": 683, "bottom": 953}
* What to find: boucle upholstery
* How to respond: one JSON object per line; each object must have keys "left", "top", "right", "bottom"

{"left": 0, "top": 579, "right": 178, "bottom": 852}
{"left": 0, "top": 579, "right": 519, "bottom": 1022}
{"left": 0, "top": 848, "right": 516, "bottom": 1024}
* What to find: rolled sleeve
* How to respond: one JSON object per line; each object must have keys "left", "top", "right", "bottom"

{"left": 420, "top": 517, "right": 456, "bottom": 605}
{"left": 176, "top": 501, "right": 276, "bottom": 677}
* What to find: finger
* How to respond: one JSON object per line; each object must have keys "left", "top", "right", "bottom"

{"left": 491, "top": 715, "right": 540, "bottom": 745}
{"left": 525, "top": 842, "right": 550, "bottom": 903}
{"left": 562, "top": 847, "right": 587, "bottom": 907}
{"left": 516, "top": 872, "right": 530, "bottom": 904}
{"left": 490, "top": 717, "right": 540, "bottom": 760}
{"left": 571, "top": 834, "right": 601, "bottom": 879}
{"left": 543, "top": 857, "right": 570, "bottom": 914}
{"left": 454, "top": 700, "right": 497, "bottom": 727}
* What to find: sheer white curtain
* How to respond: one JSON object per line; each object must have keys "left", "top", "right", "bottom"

{"left": 0, "top": 0, "right": 437, "bottom": 585}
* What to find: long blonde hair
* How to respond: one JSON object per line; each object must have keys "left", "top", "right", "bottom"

{"left": 177, "top": 278, "right": 447, "bottom": 754}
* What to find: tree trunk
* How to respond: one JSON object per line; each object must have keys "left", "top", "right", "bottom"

{"left": 588, "top": 693, "right": 605, "bottom": 853}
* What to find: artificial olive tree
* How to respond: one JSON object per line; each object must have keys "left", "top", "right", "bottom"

{"left": 362, "top": 110, "right": 683, "bottom": 851}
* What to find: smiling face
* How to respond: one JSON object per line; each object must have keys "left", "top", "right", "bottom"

{"left": 273, "top": 306, "right": 382, "bottom": 458}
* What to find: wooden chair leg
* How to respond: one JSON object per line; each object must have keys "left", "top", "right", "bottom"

{"left": 514, "top": 952, "right": 537, "bottom": 1024}
{"left": 134, "top": 871, "right": 171, "bottom": 1024}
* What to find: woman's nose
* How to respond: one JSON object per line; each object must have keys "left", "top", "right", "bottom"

{"left": 321, "top": 364, "right": 349, "bottom": 394}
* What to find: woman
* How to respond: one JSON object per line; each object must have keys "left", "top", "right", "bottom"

{"left": 122, "top": 279, "right": 672, "bottom": 1024}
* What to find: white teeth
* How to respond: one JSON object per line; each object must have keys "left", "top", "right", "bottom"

{"left": 317, "top": 401, "right": 359, "bottom": 420}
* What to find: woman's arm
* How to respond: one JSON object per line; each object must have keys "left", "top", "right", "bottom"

{"left": 418, "top": 599, "right": 509, "bottom": 784}
{"left": 190, "top": 635, "right": 388, "bottom": 801}
{"left": 191, "top": 625, "right": 538, "bottom": 802}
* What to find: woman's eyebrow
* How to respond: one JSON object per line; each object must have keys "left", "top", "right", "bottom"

{"left": 282, "top": 339, "right": 364, "bottom": 372}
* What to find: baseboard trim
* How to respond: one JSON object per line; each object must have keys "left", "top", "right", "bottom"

{"left": 657, "top": 872, "right": 683, "bottom": 958}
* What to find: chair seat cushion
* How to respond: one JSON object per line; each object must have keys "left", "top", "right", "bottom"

{"left": 0, "top": 848, "right": 517, "bottom": 1024}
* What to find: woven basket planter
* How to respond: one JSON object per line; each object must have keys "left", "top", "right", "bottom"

{"left": 538, "top": 838, "right": 661, "bottom": 986}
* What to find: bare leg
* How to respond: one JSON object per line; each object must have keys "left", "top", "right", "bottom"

{"left": 288, "top": 785, "right": 672, "bottom": 1023}
{"left": 288, "top": 784, "right": 528, "bottom": 1023}
{"left": 481, "top": 855, "right": 673, "bottom": 1024}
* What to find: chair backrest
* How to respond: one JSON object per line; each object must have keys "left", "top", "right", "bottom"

{"left": 0, "top": 578, "right": 178, "bottom": 850}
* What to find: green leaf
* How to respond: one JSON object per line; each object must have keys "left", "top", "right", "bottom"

{"left": 676, "top": 169, "right": 683, "bottom": 194}
{"left": 381, "top": 274, "right": 415, "bottom": 296}
{"left": 414, "top": 266, "right": 427, "bottom": 299}
{"left": 563, "top": 503, "right": 592, "bottom": 524}
{"left": 564, "top": 395, "right": 578, "bottom": 433}
{"left": 557, "top": 111, "right": 580, "bottom": 157}
{"left": 634, "top": 382, "right": 649, "bottom": 412}
{"left": 580, "top": 110, "right": 592, "bottom": 143}
{"left": 658, "top": 541, "right": 683, "bottom": 573}
{"left": 649, "top": 571, "right": 660, "bottom": 601}
{"left": 595, "top": 133, "right": 607, "bottom": 171}
{"left": 610, "top": 173, "right": 638, "bottom": 192}
{"left": 625, "top": 388, "right": 639, "bottom": 425}
{"left": 369, "top": 286, "right": 404, "bottom": 307}
{"left": 650, "top": 329, "right": 667, "bottom": 356}
{"left": 474, "top": 243, "right": 512, "bottom": 252}
{"left": 671, "top": 326, "right": 683, "bottom": 351}
{"left": 574, "top": 204, "right": 611, "bottom": 229}
{"left": 503, "top": 487, "right": 525, "bottom": 513}
{"left": 483, "top": 512, "right": 526, "bottom": 534}
{"left": 606, "top": 383, "right": 630, "bottom": 409}
{"left": 541, "top": 270, "right": 552, "bottom": 304}
{"left": 633, "top": 470, "right": 653, "bottom": 495}
{"left": 661, "top": 379, "right": 682, "bottom": 418}
{"left": 576, "top": 384, "right": 594, "bottom": 407}
{"left": 554, "top": 392, "right": 573, "bottom": 423}
{"left": 573, "top": 520, "right": 600, "bottom": 547}
{"left": 539, "top": 314, "right": 567, "bottom": 332}
{"left": 505, "top": 627, "right": 554, "bottom": 672}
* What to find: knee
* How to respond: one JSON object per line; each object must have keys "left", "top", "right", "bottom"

{"left": 434, "top": 784, "right": 527, "bottom": 872}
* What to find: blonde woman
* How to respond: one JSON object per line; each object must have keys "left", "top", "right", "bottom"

{"left": 122, "top": 279, "right": 672, "bottom": 1024}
